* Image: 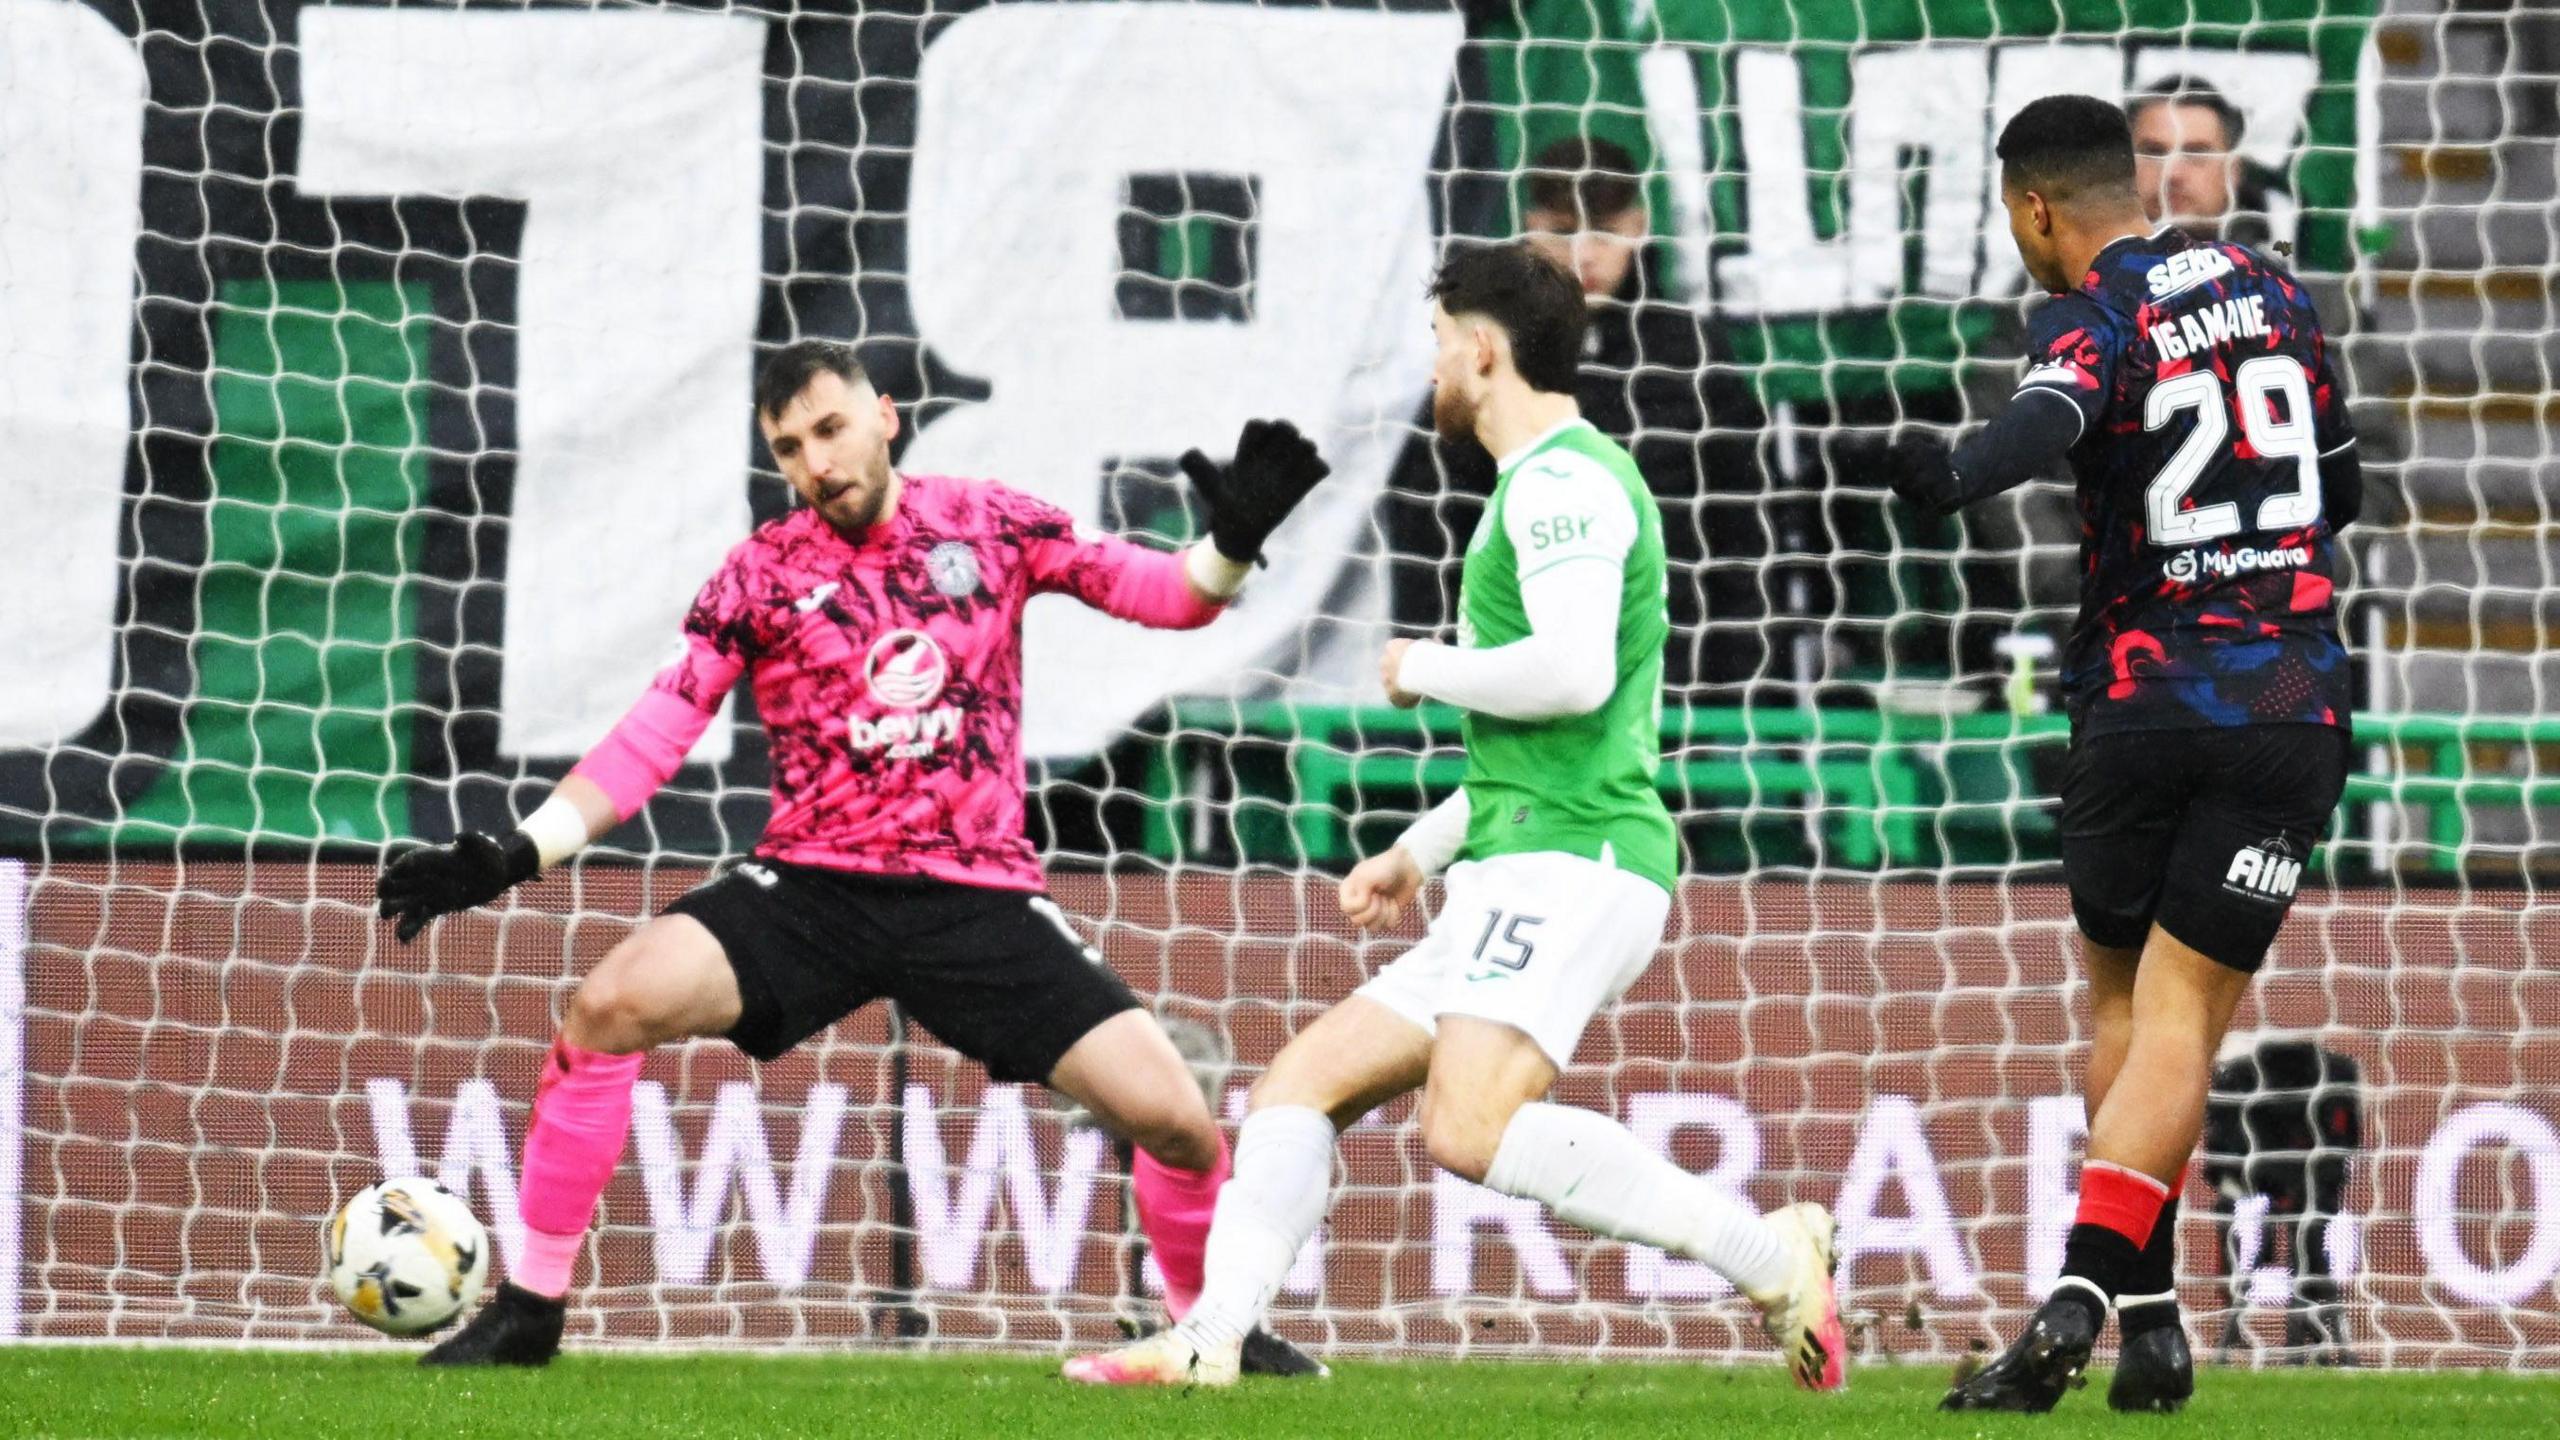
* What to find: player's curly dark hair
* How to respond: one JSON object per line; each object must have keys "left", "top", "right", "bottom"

{"left": 755, "top": 339, "right": 870, "bottom": 420}
{"left": 1997, "top": 93, "right": 2139, "bottom": 203}
{"left": 1427, "top": 240, "right": 1586, "bottom": 395}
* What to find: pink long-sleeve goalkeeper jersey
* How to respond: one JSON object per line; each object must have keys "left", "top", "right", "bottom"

{"left": 567, "top": 472, "right": 1223, "bottom": 891}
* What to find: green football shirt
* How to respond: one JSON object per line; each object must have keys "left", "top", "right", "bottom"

{"left": 1454, "top": 418, "right": 1677, "bottom": 891}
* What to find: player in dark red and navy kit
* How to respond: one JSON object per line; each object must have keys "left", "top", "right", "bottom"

{"left": 1897, "top": 95, "right": 2364, "bottom": 1416}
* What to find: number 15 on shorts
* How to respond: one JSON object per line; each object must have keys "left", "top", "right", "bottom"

{"left": 1469, "top": 910, "right": 1545, "bottom": 978}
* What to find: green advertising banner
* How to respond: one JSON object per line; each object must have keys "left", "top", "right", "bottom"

{"left": 0, "top": 1, "right": 2379, "bottom": 860}
{"left": 1482, "top": 0, "right": 2376, "bottom": 405}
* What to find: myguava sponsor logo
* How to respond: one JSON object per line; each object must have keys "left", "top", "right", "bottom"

{"left": 2164, "top": 544, "right": 2310, "bottom": 584}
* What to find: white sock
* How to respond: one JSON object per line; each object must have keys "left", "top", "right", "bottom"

{"left": 1173, "top": 1105, "right": 1336, "bottom": 1350}
{"left": 1484, "top": 1101, "right": 1792, "bottom": 1299}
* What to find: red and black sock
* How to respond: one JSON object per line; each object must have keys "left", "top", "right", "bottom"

{"left": 2053, "top": 1160, "right": 2171, "bottom": 1328}
{"left": 2116, "top": 1187, "right": 2185, "bottom": 1339}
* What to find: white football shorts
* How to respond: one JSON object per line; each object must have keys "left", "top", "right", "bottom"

{"left": 1353, "top": 849, "right": 1671, "bottom": 1068}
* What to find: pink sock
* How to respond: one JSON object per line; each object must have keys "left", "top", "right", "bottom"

{"left": 513, "top": 1227, "right": 584, "bottom": 1300}
{"left": 512, "top": 1037, "right": 645, "bottom": 1298}
{"left": 1133, "top": 1135, "right": 1231, "bottom": 1320}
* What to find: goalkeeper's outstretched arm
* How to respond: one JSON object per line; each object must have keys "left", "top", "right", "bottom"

{"left": 1023, "top": 417, "right": 1332, "bottom": 625}
{"left": 375, "top": 635, "right": 741, "bottom": 942}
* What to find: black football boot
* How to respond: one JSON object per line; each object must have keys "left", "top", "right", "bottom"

{"left": 420, "top": 1282, "right": 567, "bottom": 1368}
{"left": 2107, "top": 1322, "right": 2195, "bottom": 1413}
{"left": 1941, "top": 1294, "right": 2098, "bottom": 1413}
{"left": 1239, "top": 1327, "right": 1330, "bottom": 1378}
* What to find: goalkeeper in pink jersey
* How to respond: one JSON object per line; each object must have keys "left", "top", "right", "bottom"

{"left": 376, "top": 341, "right": 1330, "bottom": 1371}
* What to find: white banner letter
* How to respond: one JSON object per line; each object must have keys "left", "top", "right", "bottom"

{"left": 2026, "top": 1096, "right": 2087, "bottom": 1296}
{"left": 902, "top": 1084, "right": 1106, "bottom": 1292}
{"left": 0, "top": 2, "right": 139, "bottom": 747}
{"left": 2416, "top": 1102, "right": 2560, "bottom": 1306}
{"left": 367, "top": 1077, "right": 524, "bottom": 1268}
{"left": 904, "top": 4, "right": 1462, "bottom": 756}
{"left": 1623, "top": 1092, "right": 1759, "bottom": 1298}
{"left": 1844, "top": 46, "right": 1991, "bottom": 303}
{"left": 298, "top": 9, "right": 766, "bottom": 760}
{"left": 630, "top": 1080, "right": 849, "bottom": 1288}
{"left": 1432, "top": 1173, "right": 1574, "bottom": 1298}
{"left": 1836, "top": 1095, "right": 1978, "bottom": 1298}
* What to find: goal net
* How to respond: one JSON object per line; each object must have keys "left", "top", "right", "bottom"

{"left": 3, "top": 0, "right": 2557, "bottom": 1369}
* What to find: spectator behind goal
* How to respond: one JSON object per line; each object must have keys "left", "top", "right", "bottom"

{"left": 2127, "top": 75, "right": 2277, "bottom": 249}
{"left": 1517, "top": 138, "right": 1771, "bottom": 699}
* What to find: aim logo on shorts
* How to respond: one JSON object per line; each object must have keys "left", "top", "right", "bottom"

{"left": 2223, "top": 836, "right": 2303, "bottom": 903}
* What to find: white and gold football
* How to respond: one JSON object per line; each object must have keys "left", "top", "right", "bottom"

{"left": 324, "top": 1178, "right": 489, "bottom": 1336}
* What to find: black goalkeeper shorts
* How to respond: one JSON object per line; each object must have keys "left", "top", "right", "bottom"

{"left": 665, "top": 859, "right": 1139, "bottom": 1078}
{"left": 2058, "top": 723, "right": 2350, "bottom": 974}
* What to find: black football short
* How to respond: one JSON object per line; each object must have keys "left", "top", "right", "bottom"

{"left": 665, "top": 859, "right": 1138, "bottom": 1078}
{"left": 2058, "top": 723, "right": 2350, "bottom": 974}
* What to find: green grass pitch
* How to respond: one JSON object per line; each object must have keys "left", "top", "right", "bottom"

{"left": 3, "top": 1348, "right": 2552, "bottom": 1440}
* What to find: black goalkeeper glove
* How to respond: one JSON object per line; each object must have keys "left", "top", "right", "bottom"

{"left": 1880, "top": 422, "right": 1963, "bottom": 518}
{"left": 1896, "top": 399, "right": 2083, "bottom": 519}
{"left": 375, "top": 832, "right": 540, "bottom": 944}
{"left": 1177, "top": 418, "right": 1332, "bottom": 566}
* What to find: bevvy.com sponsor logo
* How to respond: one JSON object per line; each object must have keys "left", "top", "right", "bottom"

{"left": 854, "top": 630, "right": 961, "bottom": 759}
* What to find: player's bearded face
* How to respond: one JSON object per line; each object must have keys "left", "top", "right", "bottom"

{"left": 1432, "top": 376, "right": 1478, "bottom": 444}
{"left": 1428, "top": 306, "right": 1483, "bottom": 444}
{"left": 765, "top": 371, "right": 900, "bottom": 537}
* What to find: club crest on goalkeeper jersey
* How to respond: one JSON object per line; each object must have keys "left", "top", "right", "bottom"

{"left": 1454, "top": 420, "right": 1677, "bottom": 892}
{"left": 593, "top": 474, "right": 1200, "bottom": 892}
{"left": 2018, "top": 229, "right": 2355, "bottom": 736}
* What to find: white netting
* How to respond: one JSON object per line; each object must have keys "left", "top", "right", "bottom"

{"left": 3, "top": 0, "right": 2558, "bottom": 1369}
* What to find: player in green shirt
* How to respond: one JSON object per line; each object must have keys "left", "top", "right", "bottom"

{"left": 1068, "top": 242, "right": 1843, "bottom": 1391}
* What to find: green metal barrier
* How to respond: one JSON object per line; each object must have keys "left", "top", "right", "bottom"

{"left": 1138, "top": 704, "right": 2560, "bottom": 875}
{"left": 2336, "top": 714, "right": 2560, "bottom": 863}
